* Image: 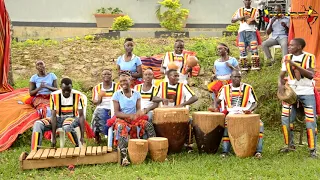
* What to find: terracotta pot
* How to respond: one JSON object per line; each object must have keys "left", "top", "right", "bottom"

{"left": 94, "top": 14, "right": 124, "bottom": 28}
{"left": 148, "top": 137, "right": 169, "bottom": 162}
{"left": 128, "top": 139, "right": 148, "bottom": 164}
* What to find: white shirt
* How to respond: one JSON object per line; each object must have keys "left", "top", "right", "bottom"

{"left": 281, "top": 53, "right": 315, "bottom": 95}
{"left": 92, "top": 82, "right": 117, "bottom": 110}
{"left": 134, "top": 84, "right": 157, "bottom": 110}
{"left": 232, "top": 7, "right": 258, "bottom": 32}
{"left": 218, "top": 83, "right": 257, "bottom": 114}
{"left": 162, "top": 52, "right": 188, "bottom": 84}
{"left": 51, "top": 89, "right": 83, "bottom": 117}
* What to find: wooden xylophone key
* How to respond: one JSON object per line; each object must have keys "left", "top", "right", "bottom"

{"left": 86, "top": 146, "right": 92, "bottom": 156}
{"left": 91, "top": 147, "right": 97, "bottom": 155}
{"left": 54, "top": 148, "right": 62, "bottom": 158}
{"left": 97, "top": 146, "right": 102, "bottom": 155}
{"left": 107, "top": 146, "right": 112, "bottom": 152}
{"left": 73, "top": 147, "right": 80, "bottom": 157}
{"left": 33, "top": 149, "right": 44, "bottom": 160}
{"left": 80, "top": 146, "right": 86, "bottom": 157}
{"left": 26, "top": 150, "right": 37, "bottom": 160}
{"left": 67, "top": 148, "right": 74, "bottom": 158}
{"left": 40, "top": 149, "right": 50, "bottom": 159}
{"left": 102, "top": 146, "right": 107, "bottom": 154}
{"left": 60, "top": 148, "right": 68, "bottom": 158}
{"left": 48, "top": 149, "right": 56, "bottom": 158}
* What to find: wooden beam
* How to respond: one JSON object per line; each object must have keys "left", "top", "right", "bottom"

{"left": 20, "top": 152, "right": 118, "bottom": 170}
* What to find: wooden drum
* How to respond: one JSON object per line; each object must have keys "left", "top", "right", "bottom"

{"left": 153, "top": 108, "right": 189, "bottom": 153}
{"left": 192, "top": 111, "right": 225, "bottom": 154}
{"left": 227, "top": 114, "right": 260, "bottom": 157}
{"left": 128, "top": 139, "right": 148, "bottom": 164}
{"left": 148, "top": 137, "right": 169, "bottom": 162}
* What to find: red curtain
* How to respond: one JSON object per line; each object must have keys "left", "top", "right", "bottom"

{"left": 0, "top": 0, "right": 13, "bottom": 93}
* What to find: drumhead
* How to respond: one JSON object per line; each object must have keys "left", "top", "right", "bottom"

{"left": 193, "top": 111, "right": 225, "bottom": 116}
{"left": 154, "top": 108, "right": 188, "bottom": 112}
{"left": 129, "top": 139, "right": 148, "bottom": 142}
{"left": 226, "top": 114, "right": 260, "bottom": 118}
{"left": 148, "top": 137, "right": 168, "bottom": 141}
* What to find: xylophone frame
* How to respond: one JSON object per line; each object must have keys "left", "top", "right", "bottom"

{"left": 19, "top": 146, "right": 118, "bottom": 170}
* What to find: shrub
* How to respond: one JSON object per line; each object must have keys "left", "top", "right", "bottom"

{"left": 156, "top": 0, "right": 189, "bottom": 31}
{"left": 226, "top": 23, "right": 240, "bottom": 32}
{"left": 111, "top": 15, "right": 134, "bottom": 31}
{"left": 96, "top": 7, "right": 123, "bottom": 14}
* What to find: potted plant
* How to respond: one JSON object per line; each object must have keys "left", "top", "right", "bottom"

{"left": 222, "top": 23, "right": 239, "bottom": 36}
{"left": 94, "top": 7, "right": 124, "bottom": 28}
{"left": 111, "top": 15, "right": 134, "bottom": 31}
{"left": 155, "top": 0, "right": 189, "bottom": 36}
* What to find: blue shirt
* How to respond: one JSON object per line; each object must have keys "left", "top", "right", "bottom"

{"left": 117, "top": 54, "right": 142, "bottom": 73}
{"left": 112, "top": 90, "right": 141, "bottom": 114}
{"left": 267, "top": 16, "right": 290, "bottom": 39}
{"left": 214, "top": 57, "right": 239, "bottom": 76}
{"left": 30, "top": 73, "right": 57, "bottom": 95}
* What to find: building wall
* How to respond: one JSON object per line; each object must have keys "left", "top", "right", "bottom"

{"left": 5, "top": 0, "right": 259, "bottom": 26}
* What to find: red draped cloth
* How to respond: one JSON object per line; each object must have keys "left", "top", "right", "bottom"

{"left": 0, "top": 0, "right": 13, "bottom": 93}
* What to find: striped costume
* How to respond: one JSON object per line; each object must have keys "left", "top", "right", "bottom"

{"left": 31, "top": 90, "right": 84, "bottom": 150}
{"left": 162, "top": 52, "right": 190, "bottom": 84}
{"left": 218, "top": 83, "right": 264, "bottom": 154}
{"left": 281, "top": 53, "right": 317, "bottom": 150}
{"left": 134, "top": 83, "right": 158, "bottom": 122}
{"left": 232, "top": 7, "right": 261, "bottom": 70}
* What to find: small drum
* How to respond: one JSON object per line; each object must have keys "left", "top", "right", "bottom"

{"left": 277, "top": 85, "right": 297, "bottom": 105}
{"left": 128, "top": 139, "right": 148, "bottom": 164}
{"left": 192, "top": 112, "right": 225, "bottom": 154}
{"left": 227, "top": 114, "right": 260, "bottom": 157}
{"left": 148, "top": 137, "right": 169, "bottom": 162}
{"left": 153, "top": 108, "right": 189, "bottom": 153}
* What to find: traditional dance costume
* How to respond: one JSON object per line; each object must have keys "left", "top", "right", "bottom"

{"left": 134, "top": 83, "right": 158, "bottom": 122}
{"left": 162, "top": 52, "right": 190, "bottom": 84}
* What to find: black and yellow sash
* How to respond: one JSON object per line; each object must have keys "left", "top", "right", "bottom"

{"left": 135, "top": 84, "right": 155, "bottom": 101}
{"left": 50, "top": 93, "right": 82, "bottom": 116}
{"left": 239, "top": 7, "right": 257, "bottom": 19}
{"left": 168, "top": 52, "right": 188, "bottom": 74}
{"left": 284, "top": 54, "right": 313, "bottom": 80}
{"left": 158, "top": 82, "right": 184, "bottom": 105}
{"left": 224, "top": 84, "right": 257, "bottom": 108}
{"left": 93, "top": 82, "right": 119, "bottom": 98}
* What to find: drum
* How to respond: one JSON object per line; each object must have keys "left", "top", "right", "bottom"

{"left": 192, "top": 112, "right": 225, "bottom": 154}
{"left": 153, "top": 108, "right": 189, "bottom": 153}
{"left": 148, "top": 137, "right": 169, "bottom": 162}
{"left": 227, "top": 114, "right": 260, "bottom": 157}
{"left": 277, "top": 85, "right": 297, "bottom": 105}
{"left": 128, "top": 139, "right": 148, "bottom": 164}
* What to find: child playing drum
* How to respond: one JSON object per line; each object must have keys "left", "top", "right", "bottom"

{"left": 212, "top": 70, "right": 264, "bottom": 159}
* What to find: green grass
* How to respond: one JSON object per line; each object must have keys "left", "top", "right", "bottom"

{"left": 1, "top": 130, "right": 320, "bottom": 179}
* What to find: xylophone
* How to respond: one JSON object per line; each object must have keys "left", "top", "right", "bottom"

{"left": 19, "top": 146, "right": 118, "bottom": 170}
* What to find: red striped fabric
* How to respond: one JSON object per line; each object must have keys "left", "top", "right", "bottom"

{"left": 0, "top": 0, "right": 13, "bottom": 93}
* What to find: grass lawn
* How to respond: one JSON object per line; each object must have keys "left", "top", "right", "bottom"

{"left": 1, "top": 129, "right": 320, "bottom": 179}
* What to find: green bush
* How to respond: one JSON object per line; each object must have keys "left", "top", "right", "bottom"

{"left": 96, "top": 7, "right": 123, "bottom": 14}
{"left": 156, "top": 0, "right": 189, "bottom": 31}
{"left": 111, "top": 15, "right": 134, "bottom": 31}
{"left": 226, "top": 23, "right": 240, "bottom": 31}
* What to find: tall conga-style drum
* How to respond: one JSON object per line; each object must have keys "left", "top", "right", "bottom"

{"left": 128, "top": 139, "right": 148, "bottom": 164}
{"left": 148, "top": 137, "right": 169, "bottom": 162}
{"left": 192, "top": 112, "right": 225, "bottom": 154}
{"left": 153, "top": 108, "right": 189, "bottom": 153}
{"left": 227, "top": 114, "right": 260, "bottom": 157}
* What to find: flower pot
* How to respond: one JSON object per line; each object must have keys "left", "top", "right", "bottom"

{"left": 222, "top": 31, "right": 238, "bottom": 37}
{"left": 94, "top": 14, "right": 124, "bottom": 28}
